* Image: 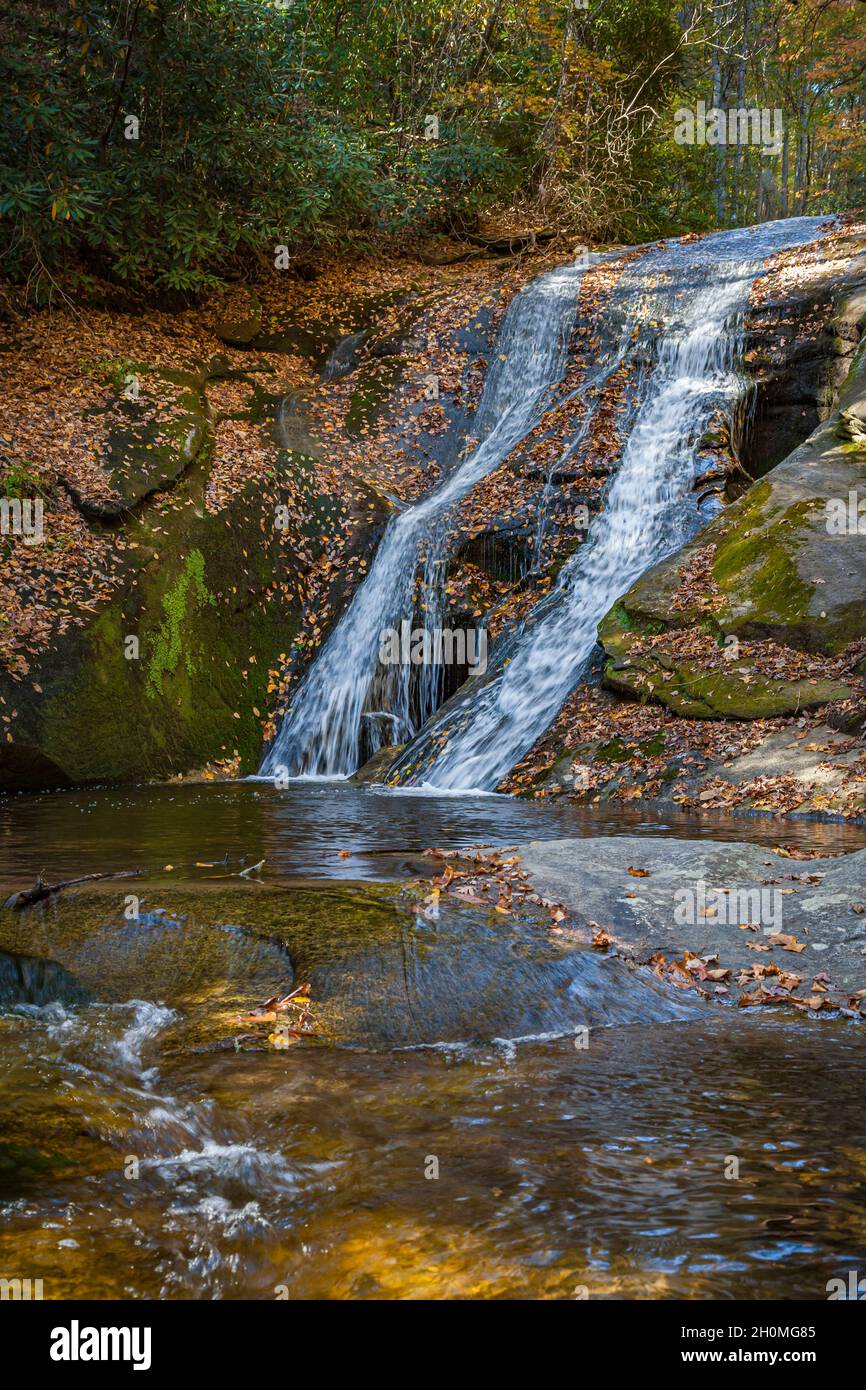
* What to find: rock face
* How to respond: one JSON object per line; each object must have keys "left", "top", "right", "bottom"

{"left": 520, "top": 835, "right": 866, "bottom": 1005}
{"left": 739, "top": 225, "right": 866, "bottom": 475}
{"left": 599, "top": 253, "right": 866, "bottom": 718}
{"left": 0, "top": 389, "right": 357, "bottom": 788}
{"left": 67, "top": 364, "right": 211, "bottom": 518}
{"left": 1, "top": 255, "right": 509, "bottom": 791}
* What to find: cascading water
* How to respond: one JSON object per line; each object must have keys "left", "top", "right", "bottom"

{"left": 393, "top": 217, "right": 828, "bottom": 791}
{"left": 259, "top": 257, "right": 600, "bottom": 779}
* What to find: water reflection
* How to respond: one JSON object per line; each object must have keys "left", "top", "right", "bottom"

{"left": 2, "top": 781, "right": 863, "bottom": 886}
{"left": 2, "top": 1002, "right": 864, "bottom": 1299}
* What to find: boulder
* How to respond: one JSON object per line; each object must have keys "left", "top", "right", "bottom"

{"left": 520, "top": 835, "right": 866, "bottom": 1005}
{"left": 599, "top": 263, "right": 866, "bottom": 717}
{"left": 214, "top": 288, "right": 263, "bottom": 346}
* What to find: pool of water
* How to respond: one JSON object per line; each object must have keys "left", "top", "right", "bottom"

{"left": 2, "top": 987, "right": 864, "bottom": 1300}
{"left": 1, "top": 782, "right": 864, "bottom": 1300}
{"left": 2, "top": 780, "right": 864, "bottom": 887}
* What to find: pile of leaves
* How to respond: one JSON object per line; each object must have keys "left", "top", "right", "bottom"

{"left": 648, "top": 947, "right": 866, "bottom": 1019}
{"left": 233, "top": 983, "right": 316, "bottom": 1051}
{"left": 418, "top": 844, "right": 569, "bottom": 926}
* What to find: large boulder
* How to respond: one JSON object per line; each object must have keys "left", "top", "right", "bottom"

{"left": 599, "top": 261, "right": 866, "bottom": 718}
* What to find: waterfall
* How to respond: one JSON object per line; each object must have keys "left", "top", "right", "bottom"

{"left": 393, "top": 217, "right": 828, "bottom": 790}
{"left": 259, "top": 257, "right": 598, "bottom": 779}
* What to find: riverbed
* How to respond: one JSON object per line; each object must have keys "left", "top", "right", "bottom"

{"left": 1, "top": 782, "right": 865, "bottom": 1299}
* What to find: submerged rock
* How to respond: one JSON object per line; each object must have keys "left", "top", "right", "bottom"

{"left": 0, "top": 884, "right": 699, "bottom": 1051}
{"left": 281, "top": 891, "right": 701, "bottom": 1047}
{"left": 0, "top": 948, "right": 93, "bottom": 1009}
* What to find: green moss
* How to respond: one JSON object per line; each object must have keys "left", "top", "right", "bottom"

{"left": 599, "top": 599, "right": 665, "bottom": 650}
{"left": 345, "top": 359, "right": 404, "bottom": 435}
{"left": 639, "top": 731, "right": 666, "bottom": 757}
{"left": 596, "top": 730, "right": 666, "bottom": 762}
{"left": 90, "top": 357, "right": 151, "bottom": 392}
{"left": 146, "top": 549, "right": 215, "bottom": 698}
{"left": 608, "top": 601, "right": 633, "bottom": 631}
{"left": 597, "top": 736, "right": 630, "bottom": 762}
{"left": 712, "top": 495, "right": 815, "bottom": 626}
{"left": 2, "top": 458, "right": 42, "bottom": 498}
{"left": 605, "top": 650, "right": 849, "bottom": 719}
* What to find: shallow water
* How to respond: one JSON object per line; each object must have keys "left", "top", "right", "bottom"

{"left": 1, "top": 783, "right": 865, "bottom": 1299}
{"left": 2, "top": 995, "right": 865, "bottom": 1299}
{"left": 2, "top": 780, "right": 864, "bottom": 886}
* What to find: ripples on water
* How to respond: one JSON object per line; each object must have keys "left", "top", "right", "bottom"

{"left": 2, "top": 781, "right": 864, "bottom": 883}
{"left": 2, "top": 998, "right": 865, "bottom": 1299}
{"left": 1, "top": 782, "right": 865, "bottom": 1299}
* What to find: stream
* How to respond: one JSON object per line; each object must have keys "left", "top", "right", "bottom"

{"left": 3, "top": 217, "right": 864, "bottom": 1302}
{"left": 262, "top": 217, "right": 827, "bottom": 790}
{"left": 2, "top": 783, "right": 865, "bottom": 1299}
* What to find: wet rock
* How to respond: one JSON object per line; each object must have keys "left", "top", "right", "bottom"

{"left": 0, "top": 948, "right": 93, "bottom": 1009}
{"left": 348, "top": 744, "right": 404, "bottom": 784}
{"left": 285, "top": 893, "right": 701, "bottom": 1047}
{"left": 520, "top": 835, "right": 866, "bottom": 1005}
{"left": 741, "top": 230, "right": 866, "bottom": 475}
{"left": 0, "top": 885, "right": 699, "bottom": 1050}
{"left": 598, "top": 262, "right": 866, "bottom": 716}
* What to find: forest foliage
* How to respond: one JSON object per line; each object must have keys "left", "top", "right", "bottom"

{"left": 1, "top": 0, "right": 864, "bottom": 302}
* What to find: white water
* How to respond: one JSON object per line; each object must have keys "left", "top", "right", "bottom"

{"left": 259, "top": 258, "right": 598, "bottom": 778}
{"left": 403, "top": 218, "right": 828, "bottom": 789}
{"left": 261, "top": 218, "right": 827, "bottom": 789}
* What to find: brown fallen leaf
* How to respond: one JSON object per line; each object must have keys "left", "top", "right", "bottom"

{"left": 767, "top": 932, "right": 807, "bottom": 953}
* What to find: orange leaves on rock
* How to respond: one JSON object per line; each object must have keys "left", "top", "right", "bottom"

{"left": 766, "top": 932, "right": 807, "bottom": 954}
{"left": 422, "top": 843, "right": 569, "bottom": 930}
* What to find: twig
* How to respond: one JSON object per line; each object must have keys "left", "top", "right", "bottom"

{"left": 4, "top": 869, "right": 140, "bottom": 911}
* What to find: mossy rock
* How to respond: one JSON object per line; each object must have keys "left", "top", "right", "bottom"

{"left": 598, "top": 311, "right": 866, "bottom": 719}
{"left": 214, "top": 288, "right": 263, "bottom": 346}
{"left": 602, "top": 644, "right": 849, "bottom": 719}
{"left": 27, "top": 491, "right": 297, "bottom": 784}
{"left": 77, "top": 363, "right": 209, "bottom": 515}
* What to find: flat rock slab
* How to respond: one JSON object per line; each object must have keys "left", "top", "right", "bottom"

{"left": 289, "top": 900, "right": 701, "bottom": 1047}
{"left": 519, "top": 835, "right": 866, "bottom": 1008}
